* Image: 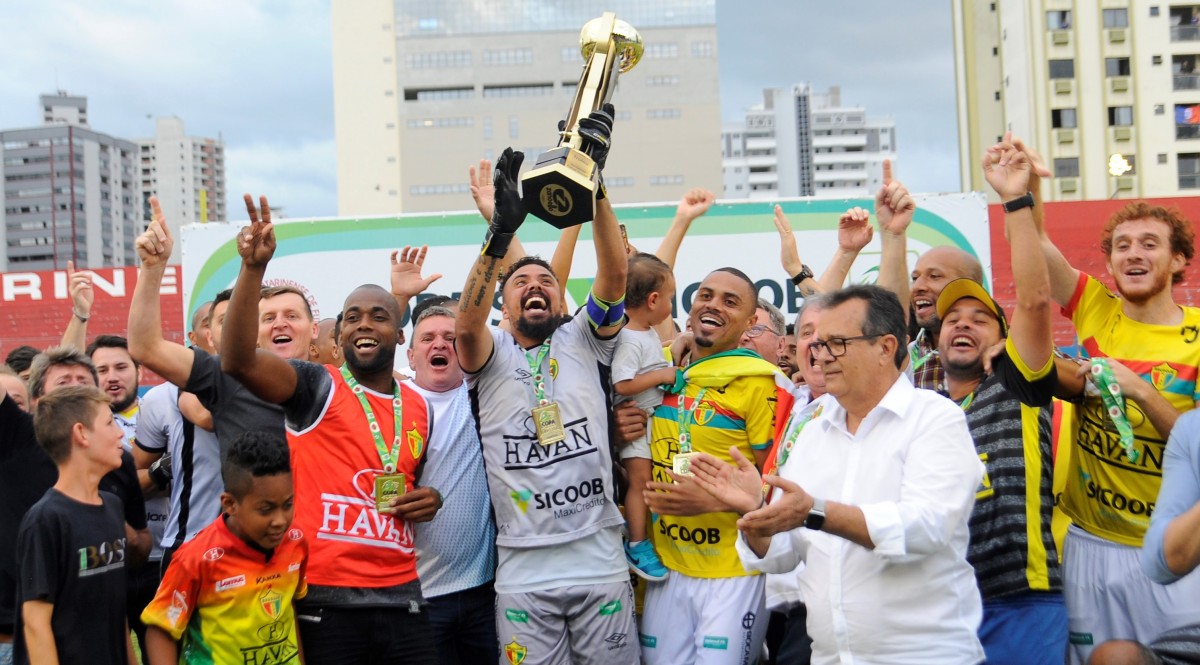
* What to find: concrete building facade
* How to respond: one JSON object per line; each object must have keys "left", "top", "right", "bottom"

{"left": 953, "top": 0, "right": 1200, "bottom": 201}
{"left": 0, "top": 93, "right": 140, "bottom": 271}
{"left": 137, "top": 117, "right": 226, "bottom": 262}
{"left": 331, "top": 0, "right": 722, "bottom": 216}
{"left": 721, "top": 84, "right": 896, "bottom": 200}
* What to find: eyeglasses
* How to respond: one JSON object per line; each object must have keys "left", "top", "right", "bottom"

{"left": 745, "top": 324, "right": 780, "bottom": 339}
{"left": 809, "top": 334, "right": 884, "bottom": 359}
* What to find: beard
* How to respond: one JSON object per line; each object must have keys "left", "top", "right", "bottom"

{"left": 941, "top": 352, "right": 985, "bottom": 380}
{"left": 110, "top": 390, "right": 137, "bottom": 413}
{"left": 343, "top": 342, "right": 396, "bottom": 376}
{"left": 1116, "top": 270, "right": 1172, "bottom": 305}
{"left": 514, "top": 313, "right": 563, "bottom": 342}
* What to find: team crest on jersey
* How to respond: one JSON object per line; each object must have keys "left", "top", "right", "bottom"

{"left": 510, "top": 489, "right": 533, "bottom": 513}
{"left": 203, "top": 547, "right": 224, "bottom": 561}
{"left": 549, "top": 358, "right": 559, "bottom": 379}
{"left": 694, "top": 400, "right": 715, "bottom": 426}
{"left": 505, "top": 637, "right": 528, "bottom": 665}
{"left": 288, "top": 528, "right": 303, "bottom": 541}
{"left": 1151, "top": 363, "right": 1178, "bottom": 391}
{"left": 259, "top": 588, "right": 283, "bottom": 619}
{"left": 407, "top": 426, "right": 425, "bottom": 459}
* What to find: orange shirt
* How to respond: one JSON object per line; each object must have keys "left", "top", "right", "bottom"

{"left": 288, "top": 366, "right": 430, "bottom": 587}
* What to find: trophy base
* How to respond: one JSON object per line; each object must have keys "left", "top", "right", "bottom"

{"left": 521, "top": 146, "right": 598, "bottom": 228}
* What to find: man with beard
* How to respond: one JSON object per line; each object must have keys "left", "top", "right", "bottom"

{"left": 87, "top": 335, "right": 169, "bottom": 661}
{"left": 987, "top": 137, "right": 1200, "bottom": 663}
{"left": 221, "top": 195, "right": 439, "bottom": 664}
{"left": 456, "top": 126, "right": 637, "bottom": 663}
{"left": 907, "top": 246, "right": 985, "bottom": 390}
{"left": 640, "top": 267, "right": 791, "bottom": 665}
{"left": 934, "top": 279, "right": 1065, "bottom": 664}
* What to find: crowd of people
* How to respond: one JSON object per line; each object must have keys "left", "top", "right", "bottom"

{"left": 2, "top": 108, "right": 1200, "bottom": 665}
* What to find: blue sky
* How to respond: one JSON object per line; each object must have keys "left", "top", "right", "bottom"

{"left": 0, "top": 0, "right": 960, "bottom": 220}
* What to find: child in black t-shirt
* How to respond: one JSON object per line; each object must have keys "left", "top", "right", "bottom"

{"left": 14, "top": 386, "right": 132, "bottom": 665}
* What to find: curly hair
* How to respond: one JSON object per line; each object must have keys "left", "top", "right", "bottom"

{"left": 1100, "top": 202, "right": 1195, "bottom": 285}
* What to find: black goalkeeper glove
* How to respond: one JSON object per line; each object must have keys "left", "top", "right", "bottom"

{"left": 481, "top": 148, "right": 527, "bottom": 258}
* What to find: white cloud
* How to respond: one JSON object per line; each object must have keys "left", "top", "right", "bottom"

{"left": 225, "top": 139, "right": 338, "bottom": 220}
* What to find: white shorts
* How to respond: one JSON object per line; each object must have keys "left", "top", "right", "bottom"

{"left": 619, "top": 408, "right": 653, "bottom": 461}
{"left": 1064, "top": 525, "right": 1200, "bottom": 664}
{"left": 495, "top": 581, "right": 638, "bottom": 665}
{"left": 641, "top": 572, "right": 767, "bottom": 665}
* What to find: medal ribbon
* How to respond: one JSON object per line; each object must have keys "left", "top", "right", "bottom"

{"left": 761, "top": 404, "right": 821, "bottom": 499}
{"left": 523, "top": 337, "right": 554, "bottom": 406}
{"left": 340, "top": 364, "right": 404, "bottom": 473}
{"left": 675, "top": 387, "right": 710, "bottom": 455}
{"left": 1089, "top": 358, "right": 1139, "bottom": 463}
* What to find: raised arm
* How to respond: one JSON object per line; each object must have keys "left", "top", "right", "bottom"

{"left": 389, "top": 245, "right": 442, "bottom": 321}
{"left": 656, "top": 188, "right": 714, "bottom": 269}
{"left": 1008, "top": 133, "right": 1080, "bottom": 305}
{"left": 983, "top": 141, "right": 1053, "bottom": 370}
{"left": 576, "top": 107, "right": 626, "bottom": 336}
{"left": 219, "top": 195, "right": 298, "bottom": 405}
{"left": 874, "top": 160, "right": 915, "bottom": 321}
{"left": 549, "top": 225, "right": 582, "bottom": 314}
{"left": 60, "top": 260, "right": 93, "bottom": 350}
{"left": 772, "top": 205, "right": 822, "bottom": 297}
{"left": 820, "top": 207, "right": 874, "bottom": 292}
{"left": 128, "top": 198, "right": 195, "bottom": 387}
{"left": 470, "top": 158, "right": 526, "bottom": 275}
{"left": 456, "top": 148, "right": 527, "bottom": 373}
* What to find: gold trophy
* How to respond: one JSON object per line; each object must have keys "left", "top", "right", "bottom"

{"left": 521, "top": 12, "right": 642, "bottom": 228}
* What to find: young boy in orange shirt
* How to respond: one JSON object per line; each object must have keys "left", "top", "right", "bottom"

{"left": 142, "top": 431, "right": 307, "bottom": 665}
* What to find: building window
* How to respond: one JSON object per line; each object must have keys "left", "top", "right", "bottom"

{"left": 1054, "top": 158, "right": 1080, "bottom": 178}
{"left": 649, "top": 175, "right": 684, "bottom": 186}
{"left": 405, "top": 51, "right": 471, "bottom": 69}
{"left": 691, "top": 41, "right": 714, "bottom": 57}
{"left": 1046, "top": 10, "right": 1071, "bottom": 30}
{"left": 406, "top": 117, "right": 474, "bottom": 129}
{"left": 1052, "top": 108, "right": 1078, "bottom": 128}
{"left": 644, "top": 43, "right": 679, "bottom": 59}
{"left": 1049, "top": 59, "right": 1075, "bottom": 78}
{"left": 483, "top": 117, "right": 492, "bottom": 140}
{"left": 1151, "top": 6, "right": 1160, "bottom": 17}
{"left": 561, "top": 46, "right": 582, "bottom": 63}
{"left": 482, "top": 48, "right": 533, "bottom": 66}
{"left": 483, "top": 84, "right": 553, "bottom": 98}
{"left": 1103, "top": 8, "right": 1129, "bottom": 28}
{"left": 1106, "top": 57, "right": 1131, "bottom": 76}
{"left": 1109, "top": 106, "right": 1134, "bottom": 126}
{"left": 509, "top": 116, "right": 519, "bottom": 139}
{"left": 606, "top": 177, "right": 634, "bottom": 187}
{"left": 646, "top": 109, "right": 682, "bottom": 120}
{"left": 646, "top": 75, "right": 681, "bottom": 87}
{"left": 1180, "top": 153, "right": 1200, "bottom": 188}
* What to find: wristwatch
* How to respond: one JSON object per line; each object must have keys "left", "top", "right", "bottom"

{"left": 1002, "top": 192, "right": 1035, "bottom": 213}
{"left": 790, "top": 264, "right": 814, "bottom": 286}
{"left": 804, "top": 497, "right": 826, "bottom": 531}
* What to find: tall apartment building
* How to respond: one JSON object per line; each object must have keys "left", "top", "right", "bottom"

{"left": 331, "top": 0, "right": 722, "bottom": 216}
{"left": 137, "top": 117, "right": 226, "bottom": 262}
{"left": 721, "top": 85, "right": 896, "bottom": 199}
{"left": 0, "top": 93, "right": 140, "bottom": 271}
{"left": 954, "top": 1, "right": 1200, "bottom": 201}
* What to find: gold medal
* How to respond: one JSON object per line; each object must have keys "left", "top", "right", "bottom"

{"left": 374, "top": 472, "right": 406, "bottom": 512}
{"left": 673, "top": 452, "right": 699, "bottom": 478}
{"left": 532, "top": 401, "right": 566, "bottom": 445}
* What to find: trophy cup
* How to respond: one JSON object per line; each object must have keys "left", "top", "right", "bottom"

{"left": 521, "top": 12, "right": 642, "bottom": 228}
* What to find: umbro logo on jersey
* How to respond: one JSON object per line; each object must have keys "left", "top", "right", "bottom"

{"left": 605, "top": 632, "right": 627, "bottom": 650}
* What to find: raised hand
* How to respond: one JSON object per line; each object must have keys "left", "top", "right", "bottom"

{"left": 469, "top": 159, "right": 495, "bottom": 223}
{"left": 577, "top": 103, "right": 615, "bottom": 171}
{"left": 772, "top": 205, "right": 805, "bottom": 278}
{"left": 238, "top": 194, "right": 276, "bottom": 268}
{"left": 67, "top": 260, "right": 94, "bottom": 319}
{"left": 981, "top": 141, "right": 1031, "bottom": 201}
{"left": 875, "top": 160, "right": 915, "bottom": 236}
{"left": 135, "top": 197, "right": 174, "bottom": 269}
{"left": 688, "top": 447, "right": 763, "bottom": 516}
{"left": 390, "top": 245, "right": 443, "bottom": 299}
{"left": 676, "top": 188, "right": 715, "bottom": 222}
{"left": 838, "top": 206, "right": 874, "bottom": 252}
{"left": 1008, "top": 132, "right": 1051, "bottom": 179}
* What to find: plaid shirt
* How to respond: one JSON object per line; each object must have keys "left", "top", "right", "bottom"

{"left": 909, "top": 328, "right": 945, "bottom": 391}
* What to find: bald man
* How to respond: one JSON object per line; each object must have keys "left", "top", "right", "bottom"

{"left": 908, "top": 246, "right": 985, "bottom": 391}
{"left": 310, "top": 317, "right": 342, "bottom": 365}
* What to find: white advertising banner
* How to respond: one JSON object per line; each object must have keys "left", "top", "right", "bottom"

{"left": 181, "top": 193, "right": 989, "bottom": 331}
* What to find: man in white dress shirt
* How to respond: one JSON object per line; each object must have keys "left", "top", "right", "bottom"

{"left": 691, "top": 284, "right": 986, "bottom": 665}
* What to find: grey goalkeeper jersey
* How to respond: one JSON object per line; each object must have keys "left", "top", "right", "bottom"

{"left": 467, "top": 315, "right": 624, "bottom": 548}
